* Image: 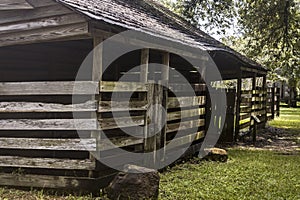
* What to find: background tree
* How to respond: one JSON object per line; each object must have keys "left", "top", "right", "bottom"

{"left": 162, "top": 0, "right": 300, "bottom": 106}
{"left": 161, "top": 0, "right": 236, "bottom": 36}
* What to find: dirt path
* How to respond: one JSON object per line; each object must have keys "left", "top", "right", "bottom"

{"left": 235, "top": 126, "right": 300, "bottom": 154}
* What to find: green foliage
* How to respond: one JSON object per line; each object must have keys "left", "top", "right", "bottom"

{"left": 236, "top": 0, "right": 300, "bottom": 85}
{"left": 160, "top": 0, "right": 236, "bottom": 36}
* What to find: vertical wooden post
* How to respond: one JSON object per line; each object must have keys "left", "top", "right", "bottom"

{"left": 139, "top": 49, "right": 149, "bottom": 152}
{"left": 262, "top": 75, "right": 267, "bottom": 128}
{"left": 160, "top": 52, "right": 169, "bottom": 162}
{"left": 234, "top": 72, "right": 242, "bottom": 142}
{"left": 271, "top": 83, "right": 275, "bottom": 119}
{"left": 251, "top": 73, "right": 257, "bottom": 143}
{"left": 89, "top": 36, "right": 103, "bottom": 178}
{"left": 276, "top": 87, "right": 280, "bottom": 117}
{"left": 140, "top": 49, "right": 149, "bottom": 83}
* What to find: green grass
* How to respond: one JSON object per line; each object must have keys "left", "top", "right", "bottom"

{"left": 269, "top": 105, "right": 300, "bottom": 136}
{"left": 159, "top": 105, "right": 300, "bottom": 200}
{"left": 159, "top": 150, "right": 300, "bottom": 200}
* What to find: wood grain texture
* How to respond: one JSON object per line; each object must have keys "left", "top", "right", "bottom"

{"left": 0, "top": 0, "right": 33, "bottom": 10}
{"left": 99, "top": 116, "right": 145, "bottom": 130}
{"left": 0, "top": 81, "right": 98, "bottom": 95}
{"left": 168, "top": 96, "right": 206, "bottom": 108}
{"left": 0, "top": 4, "right": 73, "bottom": 25}
{"left": 99, "top": 100, "right": 147, "bottom": 112}
{"left": 0, "top": 101, "right": 96, "bottom": 113}
{"left": 0, "top": 119, "right": 97, "bottom": 130}
{"left": 167, "top": 119, "right": 205, "bottom": 133}
{"left": 167, "top": 107, "right": 205, "bottom": 121}
{"left": 0, "top": 137, "right": 96, "bottom": 151}
{"left": 0, "top": 13, "right": 86, "bottom": 34}
{"left": 0, "top": 173, "right": 99, "bottom": 189}
{"left": 0, "top": 22, "right": 89, "bottom": 47}
{"left": 100, "top": 81, "right": 147, "bottom": 92}
{"left": 0, "top": 156, "right": 95, "bottom": 170}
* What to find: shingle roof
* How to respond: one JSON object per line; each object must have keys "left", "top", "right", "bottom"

{"left": 57, "top": 0, "right": 266, "bottom": 71}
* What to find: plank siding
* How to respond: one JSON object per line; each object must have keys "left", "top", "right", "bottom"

{"left": 0, "top": 1, "right": 90, "bottom": 47}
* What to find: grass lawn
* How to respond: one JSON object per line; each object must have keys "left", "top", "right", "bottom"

{"left": 159, "top": 105, "right": 300, "bottom": 200}
{"left": 0, "top": 105, "right": 299, "bottom": 199}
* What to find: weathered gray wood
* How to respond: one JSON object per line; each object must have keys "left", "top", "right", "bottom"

{"left": 0, "top": 101, "right": 96, "bottom": 113}
{"left": 0, "top": 0, "right": 33, "bottom": 10}
{"left": 0, "top": 156, "right": 95, "bottom": 170}
{"left": 167, "top": 119, "right": 205, "bottom": 133}
{"left": 100, "top": 81, "right": 147, "bottom": 92}
{"left": 0, "top": 119, "right": 97, "bottom": 130}
{"left": 0, "top": 138, "right": 96, "bottom": 151}
{"left": 99, "top": 101, "right": 147, "bottom": 112}
{"left": 0, "top": 81, "right": 98, "bottom": 95}
{"left": 0, "top": 173, "right": 99, "bottom": 189}
{"left": 167, "top": 96, "right": 206, "bottom": 108}
{"left": 140, "top": 49, "right": 149, "bottom": 83}
{"left": 234, "top": 76, "right": 242, "bottom": 141}
{"left": 169, "top": 83, "right": 206, "bottom": 93}
{"left": 99, "top": 116, "right": 145, "bottom": 130}
{"left": 166, "top": 131, "right": 205, "bottom": 150}
{"left": 0, "top": 22, "right": 89, "bottom": 47}
{"left": 0, "top": 13, "right": 86, "bottom": 35}
{"left": 98, "top": 136, "right": 143, "bottom": 151}
{"left": 167, "top": 108, "right": 205, "bottom": 121}
{"left": 0, "top": 4, "right": 73, "bottom": 24}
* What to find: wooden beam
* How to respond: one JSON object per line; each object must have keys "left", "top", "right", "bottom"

{"left": 0, "top": 138, "right": 96, "bottom": 151}
{"left": 0, "top": 101, "right": 96, "bottom": 113}
{"left": 0, "top": 119, "right": 97, "bottom": 130}
{"left": 100, "top": 81, "right": 148, "bottom": 92}
{"left": 0, "top": 0, "right": 34, "bottom": 10}
{"left": 140, "top": 49, "right": 149, "bottom": 83}
{"left": 0, "top": 22, "right": 90, "bottom": 47}
{"left": 0, "top": 81, "right": 98, "bottom": 95}
{"left": 0, "top": 156, "right": 95, "bottom": 170}
{"left": 234, "top": 75, "right": 242, "bottom": 141}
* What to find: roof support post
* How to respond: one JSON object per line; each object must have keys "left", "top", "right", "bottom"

{"left": 89, "top": 36, "right": 103, "bottom": 178}
{"left": 234, "top": 71, "right": 242, "bottom": 142}
{"left": 251, "top": 73, "right": 257, "bottom": 143}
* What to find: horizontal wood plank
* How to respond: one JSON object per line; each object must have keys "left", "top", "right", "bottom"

{"left": 99, "top": 116, "right": 145, "bottom": 130}
{"left": 100, "top": 81, "right": 147, "bottom": 92}
{"left": 99, "top": 136, "right": 143, "bottom": 151}
{"left": 0, "top": 173, "right": 99, "bottom": 189}
{"left": 0, "top": 138, "right": 96, "bottom": 151}
{"left": 169, "top": 83, "right": 206, "bottom": 93}
{"left": 167, "top": 119, "right": 205, "bottom": 133}
{"left": 0, "top": 156, "right": 95, "bottom": 170}
{"left": 0, "top": 0, "right": 33, "bottom": 10}
{"left": 0, "top": 119, "right": 97, "bottom": 130}
{"left": 0, "top": 101, "right": 96, "bottom": 113}
{"left": 99, "top": 101, "right": 147, "bottom": 112}
{"left": 0, "top": 81, "right": 98, "bottom": 95}
{"left": 0, "top": 13, "right": 86, "bottom": 35}
{"left": 167, "top": 108, "right": 205, "bottom": 121}
{"left": 0, "top": 22, "right": 89, "bottom": 47}
{"left": 168, "top": 96, "right": 206, "bottom": 108}
{"left": 0, "top": 4, "right": 72, "bottom": 24}
{"left": 166, "top": 131, "right": 205, "bottom": 150}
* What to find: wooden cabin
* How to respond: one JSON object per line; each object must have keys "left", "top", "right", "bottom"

{"left": 0, "top": 0, "right": 270, "bottom": 191}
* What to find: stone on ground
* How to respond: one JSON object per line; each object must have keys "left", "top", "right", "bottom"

{"left": 105, "top": 164, "right": 160, "bottom": 200}
{"left": 203, "top": 147, "right": 228, "bottom": 162}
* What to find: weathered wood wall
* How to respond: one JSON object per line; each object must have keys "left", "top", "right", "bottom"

{"left": 0, "top": 0, "right": 89, "bottom": 47}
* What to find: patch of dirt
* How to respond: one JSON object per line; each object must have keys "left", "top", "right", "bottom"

{"left": 234, "top": 126, "right": 300, "bottom": 155}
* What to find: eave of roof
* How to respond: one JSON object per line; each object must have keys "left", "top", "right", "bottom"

{"left": 57, "top": 0, "right": 266, "bottom": 73}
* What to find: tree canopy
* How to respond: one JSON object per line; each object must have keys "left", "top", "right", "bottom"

{"left": 162, "top": 0, "right": 300, "bottom": 89}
